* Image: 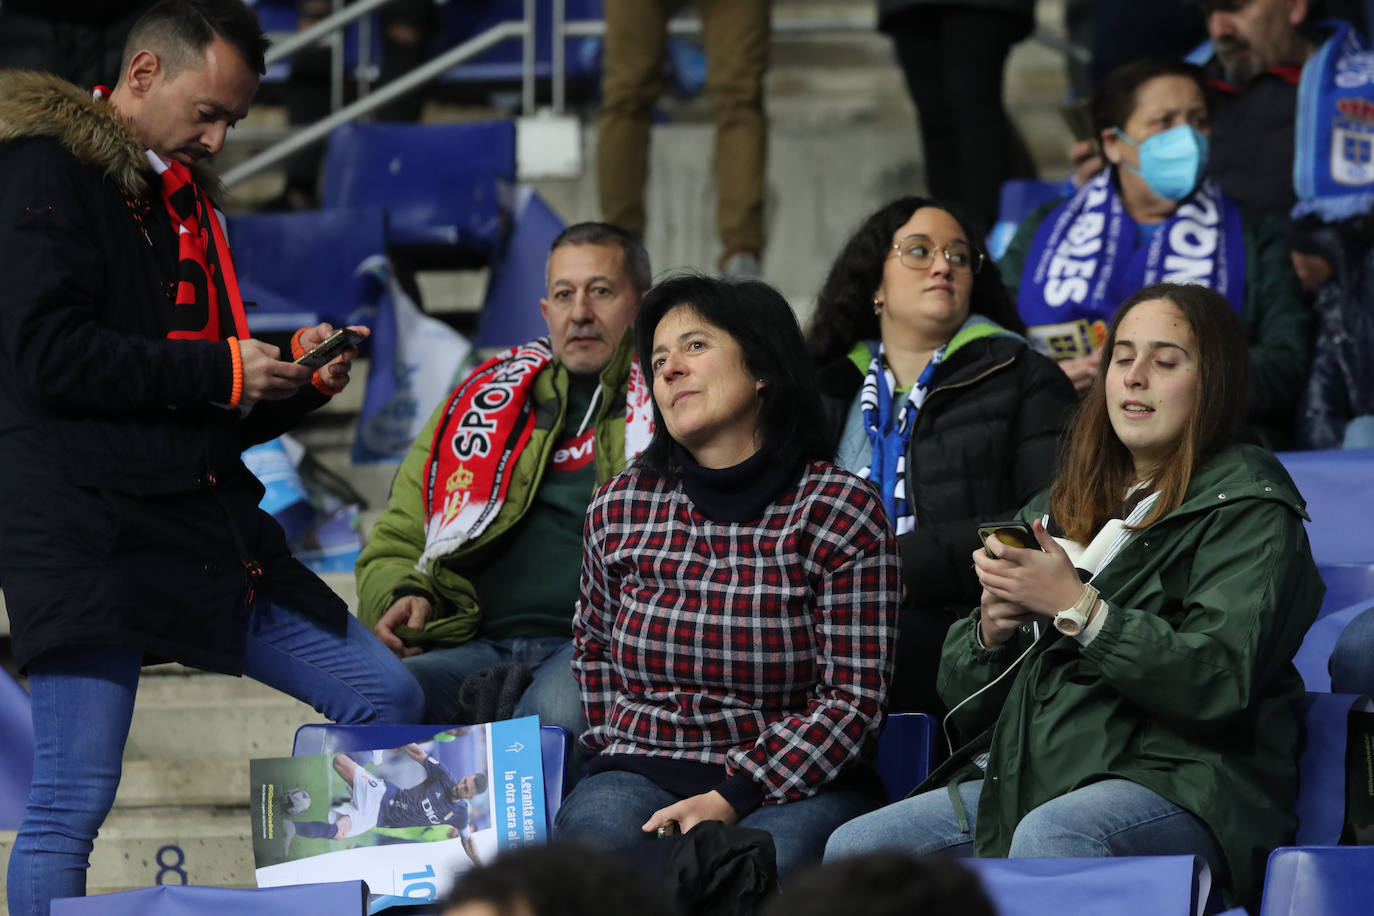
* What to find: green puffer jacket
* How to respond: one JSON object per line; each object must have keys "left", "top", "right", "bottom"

{"left": 355, "top": 332, "right": 638, "bottom": 647}
{"left": 999, "top": 200, "right": 1311, "bottom": 449}
{"left": 931, "top": 444, "right": 1323, "bottom": 905}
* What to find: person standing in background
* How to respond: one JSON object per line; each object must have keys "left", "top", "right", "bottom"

{"left": 597, "top": 0, "right": 770, "bottom": 278}
{"left": 880, "top": 0, "right": 1039, "bottom": 234}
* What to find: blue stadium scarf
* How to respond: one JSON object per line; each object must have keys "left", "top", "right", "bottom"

{"left": 859, "top": 342, "right": 945, "bottom": 536}
{"left": 1017, "top": 169, "right": 1245, "bottom": 360}
{"left": 1294, "top": 20, "right": 1374, "bottom": 222}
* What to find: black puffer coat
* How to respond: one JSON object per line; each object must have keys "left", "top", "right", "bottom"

{"left": 817, "top": 331, "right": 1075, "bottom": 716}
{"left": 1297, "top": 217, "right": 1374, "bottom": 449}
{"left": 878, "top": 0, "right": 1036, "bottom": 35}
{"left": 0, "top": 71, "right": 345, "bottom": 674}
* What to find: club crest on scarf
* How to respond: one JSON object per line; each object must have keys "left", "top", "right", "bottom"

{"left": 1295, "top": 21, "right": 1374, "bottom": 221}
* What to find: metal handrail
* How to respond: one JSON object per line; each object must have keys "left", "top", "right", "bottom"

{"left": 223, "top": 20, "right": 528, "bottom": 189}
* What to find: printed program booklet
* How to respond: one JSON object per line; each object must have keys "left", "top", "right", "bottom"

{"left": 250, "top": 716, "right": 547, "bottom": 912}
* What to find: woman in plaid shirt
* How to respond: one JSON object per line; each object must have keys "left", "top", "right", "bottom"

{"left": 553, "top": 274, "right": 902, "bottom": 877}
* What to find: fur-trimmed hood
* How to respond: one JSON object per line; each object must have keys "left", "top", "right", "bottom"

{"left": 0, "top": 70, "right": 148, "bottom": 196}
{"left": 0, "top": 70, "right": 221, "bottom": 200}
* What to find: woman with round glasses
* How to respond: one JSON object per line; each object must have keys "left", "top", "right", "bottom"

{"left": 808, "top": 197, "right": 1076, "bottom": 718}
{"left": 998, "top": 57, "right": 1309, "bottom": 448}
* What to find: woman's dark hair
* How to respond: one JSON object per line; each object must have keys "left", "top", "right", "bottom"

{"left": 1090, "top": 58, "right": 1210, "bottom": 138}
{"left": 635, "top": 273, "right": 829, "bottom": 479}
{"left": 806, "top": 196, "right": 1023, "bottom": 367}
{"left": 1051, "top": 282, "right": 1250, "bottom": 542}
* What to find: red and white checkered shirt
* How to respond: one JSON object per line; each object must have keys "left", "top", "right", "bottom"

{"left": 574, "top": 460, "right": 900, "bottom": 804}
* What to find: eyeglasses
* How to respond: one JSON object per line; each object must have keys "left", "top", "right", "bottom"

{"left": 887, "top": 235, "right": 984, "bottom": 275}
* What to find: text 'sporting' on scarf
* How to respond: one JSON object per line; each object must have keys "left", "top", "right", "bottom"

{"left": 418, "top": 339, "right": 653, "bottom": 569}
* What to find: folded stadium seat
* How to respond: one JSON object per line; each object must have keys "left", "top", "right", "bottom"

{"left": 1259, "top": 847, "right": 1374, "bottom": 916}
{"left": 1316, "top": 562, "right": 1374, "bottom": 619}
{"left": 475, "top": 185, "right": 566, "bottom": 350}
{"left": 0, "top": 669, "right": 34, "bottom": 830}
{"left": 320, "top": 121, "right": 516, "bottom": 268}
{"left": 874, "top": 711, "right": 937, "bottom": 803}
{"left": 1277, "top": 450, "right": 1374, "bottom": 566}
{"left": 290, "top": 722, "right": 568, "bottom": 830}
{"left": 962, "top": 855, "right": 1213, "bottom": 916}
{"left": 50, "top": 880, "right": 368, "bottom": 914}
{"left": 226, "top": 206, "right": 389, "bottom": 334}
{"left": 433, "top": 0, "right": 604, "bottom": 86}
{"left": 1295, "top": 693, "right": 1365, "bottom": 844}
{"left": 986, "top": 178, "right": 1067, "bottom": 261}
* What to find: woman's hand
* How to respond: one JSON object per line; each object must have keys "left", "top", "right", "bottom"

{"left": 978, "top": 586, "right": 1037, "bottom": 649}
{"left": 973, "top": 519, "right": 1085, "bottom": 618}
{"left": 642, "top": 790, "right": 739, "bottom": 836}
{"left": 1059, "top": 352, "right": 1101, "bottom": 395}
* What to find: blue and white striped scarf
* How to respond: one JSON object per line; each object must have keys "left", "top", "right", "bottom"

{"left": 858, "top": 342, "right": 946, "bottom": 536}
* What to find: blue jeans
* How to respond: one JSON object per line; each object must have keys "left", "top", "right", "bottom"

{"left": 6, "top": 600, "right": 424, "bottom": 916}
{"left": 1342, "top": 415, "right": 1374, "bottom": 449}
{"left": 405, "top": 635, "right": 585, "bottom": 735}
{"left": 555, "top": 768, "right": 877, "bottom": 879}
{"left": 405, "top": 636, "right": 589, "bottom": 791}
{"left": 1331, "top": 605, "right": 1374, "bottom": 696}
{"left": 825, "top": 778, "right": 1227, "bottom": 882}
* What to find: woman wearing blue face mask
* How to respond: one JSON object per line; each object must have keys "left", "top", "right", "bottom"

{"left": 997, "top": 58, "right": 1310, "bottom": 449}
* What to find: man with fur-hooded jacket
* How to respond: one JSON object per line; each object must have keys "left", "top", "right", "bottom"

{"left": 0, "top": 2, "right": 423, "bottom": 913}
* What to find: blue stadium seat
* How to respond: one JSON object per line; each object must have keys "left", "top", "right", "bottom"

{"left": 1277, "top": 449, "right": 1374, "bottom": 565}
{"left": 435, "top": 0, "right": 604, "bottom": 85}
{"left": 986, "top": 179, "right": 1066, "bottom": 261}
{"left": 291, "top": 722, "right": 568, "bottom": 830}
{"left": 226, "top": 207, "right": 388, "bottom": 333}
{"left": 875, "top": 711, "right": 938, "bottom": 803}
{"left": 1259, "top": 847, "right": 1374, "bottom": 916}
{"left": 1317, "top": 562, "right": 1374, "bottom": 619}
{"left": 1294, "top": 607, "right": 1368, "bottom": 692}
{"left": 320, "top": 121, "right": 516, "bottom": 257}
{"left": 0, "top": 669, "right": 34, "bottom": 830}
{"left": 50, "top": 880, "right": 367, "bottom": 915}
{"left": 1295, "top": 693, "right": 1363, "bottom": 844}
{"left": 963, "top": 855, "right": 1211, "bottom": 916}
{"left": 475, "top": 185, "right": 566, "bottom": 349}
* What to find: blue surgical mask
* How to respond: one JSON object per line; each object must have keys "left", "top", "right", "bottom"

{"left": 1113, "top": 124, "right": 1209, "bottom": 202}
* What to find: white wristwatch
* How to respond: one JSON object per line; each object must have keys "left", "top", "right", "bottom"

{"left": 1054, "top": 583, "right": 1099, "bottom": 637}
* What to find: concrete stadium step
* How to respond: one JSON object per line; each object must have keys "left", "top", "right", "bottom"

{"left": 0, "top": 807, "right": 257, "bottom": 900}
{"left": 124, "top": 670, "right": 326, "bottom": 763}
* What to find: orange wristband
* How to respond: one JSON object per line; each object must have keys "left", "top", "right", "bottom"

{"left": 312, "top": 369, "right": 345, "bottom": 396}
{"left": 290, "top": 327, "right": 309, "bottom": 361}
{"left": 226, "top": 337, "right": 244, "bottom": 407}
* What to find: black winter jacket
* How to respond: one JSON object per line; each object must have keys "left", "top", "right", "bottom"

{"left": 817, "top": 330, "right": 1076, "bottom": 714}
{"left": 0, "top": 71, "right": 345, "bottom": 673}
{"left": 1298, "top": 217, "right": 1374, "bottom": 449}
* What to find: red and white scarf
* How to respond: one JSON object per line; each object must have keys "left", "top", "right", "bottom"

{"left": 418, "top": 339, "right": 652, "bottom": 569}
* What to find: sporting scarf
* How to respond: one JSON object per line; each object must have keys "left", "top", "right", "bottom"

{"left": 1294, "top": 20, "right": 1374, "bottom": 223}
{"left": 858, "top": 342, "right": 945, "bottom": 536}
{"left": 1017, "top": 169, "right": 1244, "bottom": 360}
{"left": 144, "top": 150, "right": 249, "bottom": 342}
{"left": 418, "top": 338, "right": 653, "bottom": 569}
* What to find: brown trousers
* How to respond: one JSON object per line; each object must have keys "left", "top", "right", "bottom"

{"left": 597, "top": 0, "right": 770, "bottom": 258}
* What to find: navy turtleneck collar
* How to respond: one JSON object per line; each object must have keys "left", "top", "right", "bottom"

{"left": 674, "top": 443, "right": 798, "bottom": 524}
